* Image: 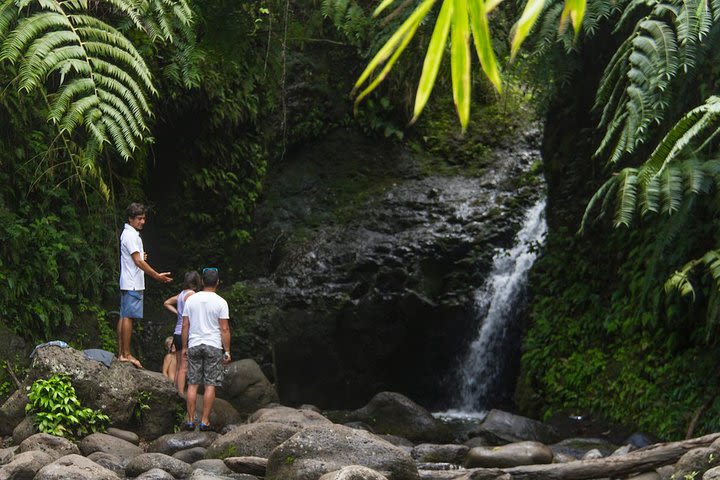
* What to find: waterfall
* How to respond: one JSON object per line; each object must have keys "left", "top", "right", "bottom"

{"left": 442, "top": 198, "right": 547, "bottom": 417}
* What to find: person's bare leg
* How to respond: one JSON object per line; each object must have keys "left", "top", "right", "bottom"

{"left": 200, "top": 385, "right": 215, "bottom": 426}
{"left": 175, "top": 350, "right": 187, "bottom": 397}
{"left": 186, "top": 384, "right": 198, "bottom": 424}
{"left": 118, "top": 317, "right": 142, "bottom": 368}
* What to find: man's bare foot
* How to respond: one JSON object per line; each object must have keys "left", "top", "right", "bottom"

{"left": 118, "top": 355, "right": 144, "bottom": 369}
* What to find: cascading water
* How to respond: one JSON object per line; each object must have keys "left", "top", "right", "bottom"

{"left": 441, "top": 198, "right": 547, "bottom": 417}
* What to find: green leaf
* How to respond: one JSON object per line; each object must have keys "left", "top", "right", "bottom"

{"left": 511, "top": 0, "right": 545, "bottom": 59}
{"left": 468, "top": 0, "right": 501, "bottom": 92}
{"left": 450, "top": 0, "right": 471, "bottom": 130}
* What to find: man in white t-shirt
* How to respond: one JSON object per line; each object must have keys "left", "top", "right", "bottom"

{"left": 181, "top": 267, "right": 231, "bottom": 431}
{"left": 119, "top": 203, "right": 173, "bottom": 368}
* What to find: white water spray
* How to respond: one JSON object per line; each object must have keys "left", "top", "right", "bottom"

{"left": 442, "top": 199, "right": 547, "bottom": 417}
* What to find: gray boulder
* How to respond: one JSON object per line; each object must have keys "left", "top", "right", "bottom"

{"left": 247, "top": 405, "right": 332, "bottom": 429}
{"left": 465, "top": 441, "right": 554, "bottom": 468}
{"left": 135, "top": 468, "right": 175, "bottom": 480}
{"left": 19, "top": 433, "right": 80, "bottom": 460}
{"left": 0, "top": 390, "right": 28, "bottom": 437}
{"left": 224, "top": 457, "right": 267, "bottom": 476}
{"left": 0, "top": 447, "right": 17, "bottom": 466}
{"left": 705, "top": 466, "right": 720, "bottom": 480}
{"left": 12, "top": 416, "right": 36, "bottom": 445}
{"left": 28, "top": 346, "right": 181, "bottom": 439}
{"left": 192, "top": 396, "right": 242, "bottom": 432}
{"left": 173, "top": 448, "right": 207, "bottom": 464}
{"left": 78, "top": 433, "right": 144, "bottom": 462}
{"left": 476, "top": 410, "right": 559, "bottom": 445}
{"left": 125, "top": 453, "right": 193, "bottom": 479}
{"left": 149, "top": 431, "right": 219, "bottom": 455}
{"left": 106, "top": 428, "right": 139, "bottom": 445}
{"left": 86, "top": 452, "right": 126, "bottom": 476}
{"left": 191, "top": 459, "right": 234, "bottom": 475}
{"left": 205, "top": 422, "right": 300, "bottom": 459}
{"left": 411, "top": 444, "right": 468, "bottom": 464}
{"left": 674, "top": 447, "right": 720, "bottom": 480}
{"left": 550, "top": 437, "right": 618, "bottom": 460}
{"left": 266, "top": 424, "right": 420, "bottom": 480}
{"left": 219, "top": 360, "right": 279, "bottom": 415}
{"left": 343, "top": 392, "right": 452, "bottom": 443}
{"left": 0, "top": 450, "right": 53, "bottom": 480}
{"left": 319, "top": 466, "right": 390, "bottom": 480}
{"left": 34, "top": 454, "right": 120, "bottom": 480}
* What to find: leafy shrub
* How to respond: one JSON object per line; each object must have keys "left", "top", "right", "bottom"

{"left": 25, "top": 375, "right": 110, "bottom": 439}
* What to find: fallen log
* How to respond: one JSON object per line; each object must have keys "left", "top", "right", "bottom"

{"left": 420, "top": 433, "right": 720, "bottom": 480}
{"left": 502, "top": 432, "right": 720, "bottom": 480}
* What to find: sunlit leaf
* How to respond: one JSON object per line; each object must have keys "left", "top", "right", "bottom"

{"left": 468, "top": 0, "right": 501, "bottom": 92}
{"left": 450, "top": 0, "right": 471, "bottom": 130}
{"left": 560, "top": 0, "right": 586, "bottom": 36}
{"left": 510, "top": 0, "right": 545, "bottom": 59}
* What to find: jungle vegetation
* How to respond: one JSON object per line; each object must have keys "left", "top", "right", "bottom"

{"left": 2, "top": 0, "right": 720, "bottom": 439}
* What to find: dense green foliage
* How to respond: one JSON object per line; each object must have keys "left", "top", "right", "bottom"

{"left": 26, "top": 374, "right": 110, "bottom": 439}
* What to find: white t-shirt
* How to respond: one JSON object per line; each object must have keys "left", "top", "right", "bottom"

{"left": 119, "top": 223, "right": 144, "bottom": 290}
{"left": 184, "top": 291, "right": 229, "bottom": 349}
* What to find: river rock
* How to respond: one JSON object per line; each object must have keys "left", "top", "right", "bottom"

{"left": 0, "top": 447, "right": 17, "bottom": 466}
{"left": 106, "top": 427, "right": 139, "bottom": 445}
{"left": 411, "top": 444, "right": 469, "bottom": 464}
{"left": 674, "top": 447, "right": 720, "bottom": 480}
{"left": 79, "top": 433, "right": 144, "bottom": 461}
{"left": 87, "top": 452, "right": 126, "bottom": 476}
{"left": 344, "top": 392, "right": 453, "bottom": 443}
{"left": 192, "top": 459, "right": 234, "bottom": 475}
{"left": 173, "top": 448, "right": 207, "bottom": 464}
{"left": 0, "top": 450, "right": 53, "bottom": 479}
{"left": 191, "top": 396, "right": 242, "bottom": 432}
{"left": 205, "top": 421, "right": 299, "bottom": 459}
{"left": 628, "top": 472, "right": 660, "bottom": 480}
{"left": 223, "top": 456, "right": 267, "bottom": 476}
{"left": 465, "top": 441, "right": 554, "bottom": 468}
{"left": 150, "top": 431, "right": 219, "bottom": 455}
{"left": 219, "top": 359, "right": 279, "bottom": 415}
{"left": 34, "top": 454, "right": 120, "bottom": 480}
{"left": 705, "top": 466, "right": 720, "bottom": 480}
{"left": 476, "top": 410, "right": 559, "bottom": 445}
{"left": 0, "top": 389, "right": 28, "bottom": 436}
{"left": 247, "top": 405, "right": 332, "bottom": 428}
{"left": 125, "top": 453, "right": 193, "bottom": 478}
{"left": 19, "top": 433, "right": 80, "bottom": 460}
{"left": 550, "top": 437, "right": 618, "bottom": 460}
{"left": 12, "top": 416, "right": 37, "bottom": 445}
{"left": 265, "top": 424, "right": 420, "bottom": 480}
{"left": 319, "top": 465, "right": 390, "bottom": 480}
{"left": 135, "top": 468, "right": 175, "bottom": 480}
{"left": 28, "top": 346, "right": 181, "bottom": 439}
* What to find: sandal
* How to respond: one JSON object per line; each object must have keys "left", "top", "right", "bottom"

{"left": 198, "top": 422, "right": 212, "bottom": 432}
{"left": 183, "top": 417, "right": 198, "bottom": 431}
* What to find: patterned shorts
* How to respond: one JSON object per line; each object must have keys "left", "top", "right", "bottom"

{"left": 187, "top": 344, "right": 225, "bottom": 386}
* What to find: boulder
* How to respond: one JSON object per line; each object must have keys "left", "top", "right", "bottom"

{"left": 28, "top": 346, "right": 182, "bottom": 439}
{"left": 0, "top": 389, "right": 28, "bottom": 436}
{"left": 135, "top": 468, "right": 175, "bottom": 480}
{"left": 550, "top": 437, "right": 619, "bottom": 460}
{"left": 247, "top": 405, "right": 332, "bottom": 429}
{"left": 319, "top": 465, "right": 390, "bottom": 480}
{"left": 125, "top": 453, "right": 193, "bottom": 479}
{"left": 224, "top": 456, "right": 267, "bottom": 476}
{"left": 87, "top": 452, "right": 126, "bottom": 476}
{"left": 34, "top": 454, "right": 120, "bottom": 480}
{"left": 149, "top": 431, "right": 219, "bottom": 456}
{"left": 705, "top": 466, "right": 720, "bottom": 480}
{"left": 78, "top": 433, "right": 144, "bottom": 462}
{"left": 19, "top": 433, "right": 80, "bottom": 460}
{"left": 674, "top": 447, "right": 720, "bottom": 480}
{"left": 411, "top": 444, "right": 469, "bottom": 464}
{"left": 465, "top": 441, "right": 554, "bottom": 468}
{"left": 344, "top": 392, "right": 453, "bottom": 443}
{"left": 189, "top": 470, "right": 258, "bottom": 480}
{"left": 205, "top": 422, "right": 300, "bottom": 459}
{"left": 191, "top": 459, "right": 234, "bottom": 475}
{"left": 106, "top": 427, "right": 139, "bottom": 445}
{"left": 219, "top": 359, "right": 279, "bottom": 415}
{"left": 476, "top": 410, "right": 559, "bottom": 445}
{"left": 0, "top": 450, "right": 53, "bottom": 479}
{"left": 173, "top": 448, "right": 207, "bottom": 464}
{"left": 12, "top": 416, "right": 36, "bottom": 445}
{"left": 0, "top": 447, "right": 17, "bottom": 466}
{"left": 265, "top": 424, "right": 420, "bottom": 480}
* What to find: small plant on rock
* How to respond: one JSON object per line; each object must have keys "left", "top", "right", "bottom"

{"left": 26, "top": 374, "right": 110, "bottom": 439}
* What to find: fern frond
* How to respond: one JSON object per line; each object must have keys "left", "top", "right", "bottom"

{"left": 614, "top": 167, "right": 639, "bottom": 227}
{"left": 579, "top": 173, "right": 620, "bottom": 233}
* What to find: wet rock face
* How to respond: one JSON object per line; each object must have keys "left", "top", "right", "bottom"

{"left": 241, "top": 127, "right": 544, "bottom": 410}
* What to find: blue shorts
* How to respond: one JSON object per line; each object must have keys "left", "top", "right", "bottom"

{"left": 120, "top": 290, "right": 144, "bottom": 319}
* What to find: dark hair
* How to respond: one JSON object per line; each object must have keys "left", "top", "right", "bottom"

{"left": 202, "top": 268, "right": 219, "bottom": 288}
{"left": 183, "top": 270, "right": 201, "bottom": 291}
{"left": 126, "top": 202, "right": 146, "bottom": 219}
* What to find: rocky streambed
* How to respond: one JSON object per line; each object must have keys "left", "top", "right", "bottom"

{"left": 2, "top": 346, "right": 719, "bottom": 480}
